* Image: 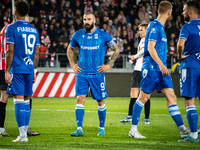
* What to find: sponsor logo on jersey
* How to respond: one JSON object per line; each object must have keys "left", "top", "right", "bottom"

{"left": 197, "top": 25, "right": 200, "bottom": 30}
{"left": 94, "top": 34, "right": 98, "bottom": 39}
{"left": 24, "top": 57, "right": 34, "bottom": 65}
{"left": 81, "top": 45, "right": 100, "bottom": 50}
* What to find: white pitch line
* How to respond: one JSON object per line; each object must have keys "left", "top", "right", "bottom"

{"left": 6, "top": 108, "right": 177, "bottom": 117}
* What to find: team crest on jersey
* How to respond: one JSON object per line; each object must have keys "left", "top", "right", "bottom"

{"left": 82, "top": 35, "right": 85, "bottom": 38}
{"left": 94, "top": 34, "right": 98, "bottom": 39}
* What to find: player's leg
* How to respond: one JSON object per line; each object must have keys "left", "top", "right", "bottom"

{"left": 162, "top": 88, "right": 189, "bottom": 139}
{"left": 97, "top": 99, "right": 106, "bottom": 136}
{"left": 90, "top": 76, "right": 107, "bottom": 136}
{"left": 71, "top": 76, "right": 88, "bottom": 137}
{"left": 24, "top": 96, "right": 31, "bottom": 136}
{"left": 27, "top": 98, "right": 40, "bottom": 136}
{"left": 178, "top": 68, "right": 199, "bottom": 142}
{"left": 129, "top": 69, "right": 158, "bottom": 138}
{"left": 0, "top": 70, "right": 9, "bottom": 136}
{"left": 0, "top": 90, "right": 9, "bottom": 136}
{"left": 144, "top": 99, "right": 150, "bottom": 124}
{"left": 129, "top": 90, "right": 150, "bottom": 138}
{"left": 121, "top": 71, "right": 140, "bottom": 123}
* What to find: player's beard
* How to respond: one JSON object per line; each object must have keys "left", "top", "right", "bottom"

{"left": 84, "top": 22, "right": 94, "bottom": 32}
{"left": 184, "top": 12, "right": 190, "bottom": 23}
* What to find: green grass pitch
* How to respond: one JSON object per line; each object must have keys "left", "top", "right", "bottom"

{"left": 0, "top": 97, "right": 200, "bottom": 150}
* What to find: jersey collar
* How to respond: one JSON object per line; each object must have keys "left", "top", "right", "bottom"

{"left": 190, "top": 18, "right": 200, "bottom": 23}
{"left": 84, "top": 27, "right": 97, "bottom": 35}
{"left": 154, "top": 19, "right": 165, "bottom": 28}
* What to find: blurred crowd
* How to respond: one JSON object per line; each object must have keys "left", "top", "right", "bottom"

{"left": 0, "top": 0, "right": 188, "bottom": 68}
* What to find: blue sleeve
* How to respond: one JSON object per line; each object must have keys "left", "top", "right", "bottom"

{"left": 104, "top": 32, "right": 115, "bottom": 47}
{"left": 36, "top": 31, "right": 40, "bottom": 46}
{"left": 6, "top": 25, "right": 15, "bottom": 44}
{"left": 69, "top": 32, "right": 77, "bottom": 49}
{"left": 148, "top": 26, "right": 159, "bottom": 42}
{"left": 179, "top": 25, "right": 189, "bottom": 41}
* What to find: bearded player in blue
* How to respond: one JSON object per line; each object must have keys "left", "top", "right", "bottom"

{"left": 128, "top": 1, "right": 189, "bottom": 139}
{"left": 67, "top": 11, "right": 119, "bottom": 136}
{"left": 177, "top": 0, "right": 200, "bottom": 143}
{"left": 5, "top": 1, "right": 39, "bottom": 142}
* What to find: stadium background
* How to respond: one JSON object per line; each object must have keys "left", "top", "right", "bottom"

{"left": 0, "top": 0, "right": 193, "bottom": 97}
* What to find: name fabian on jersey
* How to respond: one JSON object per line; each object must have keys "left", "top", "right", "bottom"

{"left": 81, "top": 45, "right": 99, "bottom": 50}
{"left": 17, "top": 27, "right": 37, "bottom": 33}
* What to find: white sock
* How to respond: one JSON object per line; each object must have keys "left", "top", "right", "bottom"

{"left": 77, "top": 127, "right": 82, "bottom": 130}
{"left": 190, "top": 132, "right": 198, "bottom": 139}
{"left": 0, "top": 127, "right": 5, "bottom": 132}
{"left": 178, "top": 125, "right": 187, "bottom": 132}
{"left": 19, "top": 126, "right": 26, "bottom": 138}
{"left": 131, "top": 125, "right": 137, "bottom": 132}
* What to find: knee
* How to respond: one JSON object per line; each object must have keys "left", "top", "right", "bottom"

{"left": 77, "top": 96, "right": 85, "bottom": 104}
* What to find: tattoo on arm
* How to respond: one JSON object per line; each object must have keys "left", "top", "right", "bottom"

{"left": 5, "top": 44, "right": 14, "bottom": 72}
{"left": 34, "top": 46, "right": 39, "bottom": 69}
{"left": 107, "top": 43, "right": 120, "bottom": 67}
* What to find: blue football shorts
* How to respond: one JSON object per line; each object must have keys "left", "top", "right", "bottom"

{"left": 180, "top": 68, "right": 200, "bottom": 97}
{"left": 6, "top": 73, "right": 33, "bottom": 97}
{"left": 75, "top": 75, "right": 108, "bottom": 100}
{"left": 140, "top": 69, "right": 173, "bottom": 93}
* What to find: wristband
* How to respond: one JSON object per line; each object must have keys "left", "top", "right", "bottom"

{"left": 34, "top": 69, "right": 37, "bottom": 73}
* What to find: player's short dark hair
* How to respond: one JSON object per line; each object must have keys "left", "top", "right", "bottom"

{"left": 138, "top": 23, "right": 148, "bottom": 30}
{"left": 15, "top": 1, "right": 30, "bottom": 17}
{"left": 184, "top": 0, "right": 200, "bottom": 15}
{"left": 158, "top": 1, "right": 172, "bottom": 14}
{"left": 84, "top": 11, "right": 95, "bottom": 19}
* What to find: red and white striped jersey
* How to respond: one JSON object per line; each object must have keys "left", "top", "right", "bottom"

{"left": 0, "top": 23, "right": 10, "bottom": 70}
{"left": 134, "top": 38, "right": 145, "bottom": 71}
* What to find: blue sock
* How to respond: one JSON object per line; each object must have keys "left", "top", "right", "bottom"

{"left": 168, "top": 105, "right": 185, "bottom": 131}
{"left": 186, "top": 106, "right": 198, "bottom": 133}
{"left": 14, "top": 99, "right": 26, "bottom": 127}
{"left": 98, "top": 104, "right": 106, "bottom": 128}
{"left": 75, "top": 104, "right": 84, "bottom": 128}
{"left": 24, "top": 100, "right": 31, "bottom": 127}
{"left": 132, "top": 99, "right": 144, "bottom": 125}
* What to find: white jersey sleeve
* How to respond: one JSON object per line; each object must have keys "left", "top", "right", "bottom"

{"left": 134, "top": 38, "right": 145, "bottom": 71}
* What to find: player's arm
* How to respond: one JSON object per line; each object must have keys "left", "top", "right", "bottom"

{"left": 131, "top": 49, "right": 144, "bottom": 61}
{"left": 148, "top": 41, "right": 169, "bottom": 75}
{"left": 67, "top": 46, "right": 81, "bottom": 74}
{"left": 5, "top": 43, "right": 14, "bottom": 84}
{"left": 33, "top": 45, "right": 39, "bottom": 83}
{"left": 177, "top": 38, "right": 189, "bottom": 60}
{"left": 97, "top": 43, "right": 119, "bottom": 73}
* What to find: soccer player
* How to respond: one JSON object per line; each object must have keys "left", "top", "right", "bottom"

{"left": 0, "top": 15, "right": 40, "bottom": 137}
{"left": 5, "top": 1, "right": 40, "bottom": 142}
{"left": 128, "top": 1, "right": 189, "bottom": 139}
{"left": 120, "top": 23, "right": 151, "bottom": 124}
{"left": 67, "top": 11, "right": 119, "bottom": 136}
{"left": 177, "top": 0, "right": 200, "bottom": 143}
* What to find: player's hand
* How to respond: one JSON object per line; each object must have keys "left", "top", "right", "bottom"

{"left": 97, "top": 65, "right": 110, "bottom": 73}
{"left": 72, "top": 64, "right": 82, "bottom": 74}
{"left": 131, "top": 55, "right": 136, "bottom": 61}
{"left": 159, "top": 64, "right": 169, "bottom": 76}
{"left": 179, "top": 54, "right": 190, "bottom": 61}
{"left": 33, "top": 73, "right": 37, "bottom": 83}
{"left": 5, "top": 72, "right": 11, "bottom": 84}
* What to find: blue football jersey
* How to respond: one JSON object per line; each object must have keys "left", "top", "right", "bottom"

{"left": 179, "top": 19, "right": 200, "bottom": 69}
{"left": 142, "top": 19, "right": 167, "bottom": 71}
{"left": 6, "top": 20, "right": 40, "bottom": 74}
{"left": 69, "top": 27, "right": 114, "bottom": 78}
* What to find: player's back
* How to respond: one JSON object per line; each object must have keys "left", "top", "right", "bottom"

{"left": 6, "top": 20, "right": 40, "bottom": 74}
{"left": 142, "top": 19, "right": 167, "bottom": 71}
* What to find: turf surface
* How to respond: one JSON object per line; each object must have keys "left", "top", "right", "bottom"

{"left": 0, "top": 97, "right": 200, "bottom": 149}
